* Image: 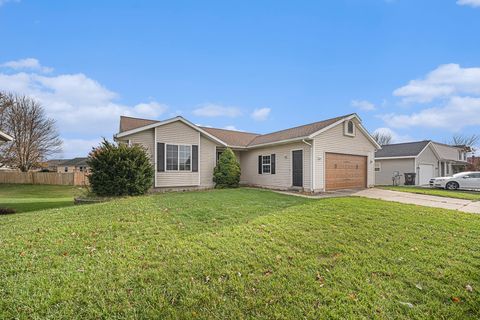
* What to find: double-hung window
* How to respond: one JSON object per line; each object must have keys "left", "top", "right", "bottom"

{"left": 166, "top": 144, "right": 191, "bottom": 171}
{"left": 262, "top": 155, "right": 271, "bottom": 174}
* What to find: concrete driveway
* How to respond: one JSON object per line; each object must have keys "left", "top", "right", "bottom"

{"left": 354, "top": 188, "right": 480, "bottom": 214}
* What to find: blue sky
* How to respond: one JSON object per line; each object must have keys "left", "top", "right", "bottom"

{"left": 1, "top": 0, "right": 480, "bottom": 158}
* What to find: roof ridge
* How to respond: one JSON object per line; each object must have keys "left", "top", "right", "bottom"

{"left": 250, "top": 113, "right": 354, "bottom": 138}
{"left": 120, "top": 115, "right": 161, "bottom": 122}
{"left": 200, "top": 126, "right": 260, "bottom": 136}
{"left": 383, "top": 140, "right": 431, "bottom": 146}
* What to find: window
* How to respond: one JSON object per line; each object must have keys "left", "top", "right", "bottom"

{"left": 375, "top": 162, "right": 381, "bottom": 172}
{"left": 344, "top": 120, "right": 355, "bottom": 136}
{"left": 79, "top": 166, "right": 84, "bottom": 172}
{"left": 262, "top": 155, "right": 271, "bottom": 174}
{"left": 166, "top": 144, "right": 191, "bottom": 171}
{"left": 64, "top": 167, "right": 68, "bottom": 172}
{"left": 166, "top": 145, "right": 178, "bottom": 170}
{"left": 179, "top": 145, "right": 191, "bottom": 171}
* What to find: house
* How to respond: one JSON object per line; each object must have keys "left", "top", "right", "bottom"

{"left": 43, "top": 159, "right": 69, "bottom": 172}
{"left": 375, "top": 141, "right": 469, "bottom": 186}
{"left": 58, "top": 157, "right": 89, "bottom": 173}
{"left": 114, "top": 113, "right": 380, "bottom": 192}
{"left": 0, "top": 130, "right": 13, "bottom": 144}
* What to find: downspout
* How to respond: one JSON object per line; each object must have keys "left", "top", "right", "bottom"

{"left": 302, "top": 139, "right": 314, "bottom": 192}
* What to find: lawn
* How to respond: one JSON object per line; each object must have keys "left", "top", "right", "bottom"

{"left": 0, "top": 184, "right": 83, "bottom": 213}
{"left": 380, "top": 186, "right": 480, "bottom": 201}
{"left": 1, "top": 188, "right": 479, "bottom": 319}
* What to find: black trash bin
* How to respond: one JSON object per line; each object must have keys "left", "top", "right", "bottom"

{"left": 404, "top": 173, "right": 416, "bottom": 185}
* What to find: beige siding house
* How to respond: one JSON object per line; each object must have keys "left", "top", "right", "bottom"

{"left": 375, "top": 141, "right": 469, "bottom": 186}
{"left": 115, "top": 113, "right": 380, "bottom": 192}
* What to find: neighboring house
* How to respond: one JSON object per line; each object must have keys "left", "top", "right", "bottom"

{"left": 114, "top": 113, "right": 380, "bottom": 192}
{"left": 43, "top": 159, "right": 69, "bottom": 172}
{"left": 0, "top": 130, "right": 13, "bottom": 144}
{"left": 375, "top": 141, "right": 469, "bottom": 186}
{"left": 58, "top": 157, "right": 89, "bottom": 173}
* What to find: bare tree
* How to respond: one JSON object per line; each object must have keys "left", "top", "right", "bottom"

{"left": 372, "top": 131, "right": 393, "bottom": 146}
{"left": 0, "top": 92, "right": 62, "bottom": 171}
{"left": 449, "top": 134, "right": 479, "bottom": 152}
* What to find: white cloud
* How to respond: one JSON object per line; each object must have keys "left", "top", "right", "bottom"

{"left": 351, "top": 99, "right": 376, "bottom": 111}
{"left": 223, "top": 125, "right": 239, "bottom": 131}
{"left": 373, "top": 127, "right": 412, "bottom": 143}
{"left": 251, "top": 107, "right": 271, "bottom": 121}
{"left": 0, "top": 65, "right": 169, "bottom": 156}
{"left": 381, "top": 96, "right": 480, "bottom": 130}
{"left": 0, "top": 0, "right": 19, "bottom": 7}
{"left": 192, "top": 103, "right": 242, "bottom": 118}
{"left": 393, "top": 64, "right": 480, "bottom": 103}
{"left": 1, "top": 58, "right": 53, "bottom": 73}
{"left": 457, "top": 0, "right": 480, "bottom": 7}
{"left": 61, "top": 138, "right": 103, "bottom": 158}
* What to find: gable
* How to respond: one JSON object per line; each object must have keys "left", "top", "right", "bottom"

{"left": 314, "top": 120, "right": 378, "bottom": 151}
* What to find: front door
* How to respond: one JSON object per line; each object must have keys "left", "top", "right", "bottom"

{"left": 292, "top": 150, "right": 303, "bottom": 187}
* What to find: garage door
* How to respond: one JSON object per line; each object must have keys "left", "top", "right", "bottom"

{"left": 418, "top": 164, "right": 434, "bottom": 186}
{"left": 325, "top": 153, "right": 367, "bottom": 191}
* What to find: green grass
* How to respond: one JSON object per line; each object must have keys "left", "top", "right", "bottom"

{"left": 380, "top": 186, "right": 480, "bottom": 201}
{"left": 1, "top": 188, "right": 480, "bottom": 319}
{"left": 0, "top": 184, "right": 83, "bottom": 212}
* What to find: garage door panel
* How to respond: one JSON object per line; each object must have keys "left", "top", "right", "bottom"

{"left": 325, "top": 153, "right": 367, "bottom": 191}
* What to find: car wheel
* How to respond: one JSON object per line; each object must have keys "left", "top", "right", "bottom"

{"left": 446, "top": 181, "right": 459, "bottom": 190}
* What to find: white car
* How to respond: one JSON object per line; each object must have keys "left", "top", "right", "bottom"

{"left": 430, "top": 172, "right": 480, "bottom": 190}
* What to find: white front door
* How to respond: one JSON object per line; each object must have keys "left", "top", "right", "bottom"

{"left": 418, "top": 164, "right": 435, "bottom": 185}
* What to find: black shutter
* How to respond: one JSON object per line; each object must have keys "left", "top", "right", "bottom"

{"left": 157, "top": 143, "right": 165, "bottom": 172}
{"left": 271, "top": 154, "right": 276, "bottom": 174}
{"left": 258, "top": 155, "right": 262, "bottom": 174}
{"left": 192, "top": 145, "right": 198, "bottom": 172}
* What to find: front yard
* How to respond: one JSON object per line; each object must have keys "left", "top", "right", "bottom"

{"left": 1, "top": 187, "right": 479, "bottom": 318}
{"left": 380, "top": 186, "right": 480, "bottom": 201}
{"left": 0, "top": 184, "right": 82, "bottom": 212}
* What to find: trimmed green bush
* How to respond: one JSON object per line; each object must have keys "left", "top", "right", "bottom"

{"left": 213, "top": 148, "right": 241, "bottom": 188}
{"left": 87, "top": 140, "right": 154, "bottom": 196}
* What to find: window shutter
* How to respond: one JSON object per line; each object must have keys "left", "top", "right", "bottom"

{"left": 192, "top": 145, "right": 198, "bottom": 172}
{"left": 157, "top": 143, "right": 165, "bottom": 172}
{"left": 258, "top": 155, "right": 262, "bottom": 174}
{"left": 271, "top": 154, "right": 276, "bottom": 174}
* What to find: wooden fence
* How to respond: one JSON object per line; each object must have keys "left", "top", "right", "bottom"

{"left": 0, "top": 171, "right": 89, "bottom": 186}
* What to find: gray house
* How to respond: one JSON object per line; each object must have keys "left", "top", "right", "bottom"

{"left": 375, "top": 140, "right": 469, "bottom": 186}
{"left": 114, "top": 113, "right": 380, "bottom": 192}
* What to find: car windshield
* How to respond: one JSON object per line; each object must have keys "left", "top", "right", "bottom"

{"left": 453, "top": 173, "right": 468, "bottom": 178}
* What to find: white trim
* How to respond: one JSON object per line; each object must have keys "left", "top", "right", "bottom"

{"left": 165, "top": 143, "right": 193, "bottom": 172}
{"left": 116, "top": 116, "right": 228, "bottom": 146}
{"left": 198, "top": 132, "right": 201, "bottom": 186}
{"left": 312, "top": 142, "right": 316, "bottom": 191}
{"left": 307, "top": 114, "right": 381, "bottom": 149}
{"left": 248, "top": 136, "right": 310, "bottom": 149}
{"left": 154, "top": 127, "right": 157, "bottom": 188}
{"left": 375, "top": 156, "right": 416, "bottom": 160}
{"left": 0, "top": 130, "right": 13, "bottom": 142}
{"left": 260, "top": 154, "right": 272, "bottom": 174}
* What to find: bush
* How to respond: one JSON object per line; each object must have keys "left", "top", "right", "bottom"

{"left": 0, "top": 207, "right": 16, "bottom": 215}
{"left": 213, "top": 148, "right": 241, "bottom": 188}
{"left": 87, "top": 139, "right": 154, "bottom": 196}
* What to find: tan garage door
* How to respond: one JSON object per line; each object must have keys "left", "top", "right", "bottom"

{"left": 325, "top": 153, "right": 367, "bottom": 191}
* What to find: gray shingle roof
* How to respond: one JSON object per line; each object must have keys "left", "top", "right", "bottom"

{"left": 60, "top": 157, "right": 89, "bottom": 166}
{"left": 119, "top": 114, "right": 356, "bottom": 147}
{"left": 375, "top": 141, "right": 431, "bottom": 158}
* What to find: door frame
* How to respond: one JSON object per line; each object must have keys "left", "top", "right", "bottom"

{"left": 291, "top": 149, "right": 304, "bottom": 187}
{"left": 418, "top": 163, "right": 435, "bottom": 186}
